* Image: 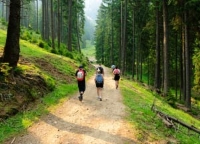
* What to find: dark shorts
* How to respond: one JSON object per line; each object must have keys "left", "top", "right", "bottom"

{"left": 78, "top": 81, "right": 86, "bottom": 92}
{"left": 114, "top": 75, "right": 120, "bottom": 81}
{"left": 96, "top": 82, "right": 103, "bottom": 88}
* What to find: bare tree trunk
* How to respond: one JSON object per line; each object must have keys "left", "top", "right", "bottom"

{"left": 6, "top": 0, "right": 9, "bottom": 22}
{"left": 155, "top": 0, "right": 161, "bottom": 89}
{"left": 57, "top": 0, "right": 60, "bottom": 49}
{"left": 76, "top": 14, "right": 81, "bottom": 52}
{"left": 67, "top": 0, "right": 72, "bottom": 51}
{"left": 163, "top": 0, "right": 169, "bottom": 96}
{"left": 2, "top": 0, "right": 20, "bottom": 67}
{"left": 175, "top": 32, "right": 178, "bottom": 99}
{"left": 184, "top": 8, "right": 191, "bottom": 109}
{"left": 122, "top": 0, "right": 127, "bottom": 75}
{"left": 51, "top": 0, "right": 55, "bottom": 49}
{"left": 42, "top": 0, "right": 45, "bottom": 39}
{"left": 119, "top": 0, "right": 123, "bottom": 69}
{"left": 132, "top": 8, "right": 135, "bottom": 80}
{"left": 46, "top": 0, "right": 49, "bottom": 41}
{"left": 111, "top": 0, "right": 114, "bottom": 65}
{"left": 37, "top": 0, "right": 38, "bottom": 32}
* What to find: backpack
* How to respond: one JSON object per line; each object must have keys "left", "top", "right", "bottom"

{"left": 77, "top": 69, "right": 85, "bottom": 81}
{"left": 96, "top": 74, "right": 103, "bottom": 84}
{"left": 114, "top": 69, "right": 120, "bottom": 75}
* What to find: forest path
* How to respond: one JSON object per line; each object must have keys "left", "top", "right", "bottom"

{"left": 5, "top": 66, "right": 137, "bottom": 144}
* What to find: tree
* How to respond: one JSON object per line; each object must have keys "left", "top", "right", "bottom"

{"left": 67, "top": 0, "right": 72, "bottom": 51}
{"left": 50, "top": 0, "right": 55, "bottom": 49}
{"left": 1, "top": 0, "right": 21, "bottom": 67}
{"left": 163, "top": 0, "right": 169, "bottom": 96}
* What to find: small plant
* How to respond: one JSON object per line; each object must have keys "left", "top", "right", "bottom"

{"left": 38, "top": 41, "right": 45, "bottom": 48}
{"left": 0, "top": 63, "right": 12, "bottom": 82}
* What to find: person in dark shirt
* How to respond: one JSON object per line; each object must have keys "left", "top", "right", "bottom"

{"left": 75, "top": 65, "right": 87, "bottom": 101}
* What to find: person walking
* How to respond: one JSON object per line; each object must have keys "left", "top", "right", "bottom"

{"left": 75, "top": 65, "right": 87, "bottom": 101}
{"left": 95, "top": 68, "right": 104, "bottom": 101}
{"left": 113, "top": 66, "right": 120, "bottom": 89}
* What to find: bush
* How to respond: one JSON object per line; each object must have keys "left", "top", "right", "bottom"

{"left": 65, "top": 51, "right": 74, "bottom": 59}
{"left": 31, "top": 37, "right": 38, "bottom": 44}
{"left": 38, "top": 41, "right": 45, "bottom": 48}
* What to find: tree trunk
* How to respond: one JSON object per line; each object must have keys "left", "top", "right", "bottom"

{"left": 111, "top": 0, "right": 114, "bottom": 65}
{"left": 6, "top": 0, "right": 9, "bottom": 22}
{"left": 184, "top": 8, "right": 191, "bottom": 109}
{"left": 57, "top": 0, "right": 60, "bottom": 49}
{"left": 119, "top": 0, "right": 123, "bottom": 69}
{"left": 67, "top": 0, "right": 72, "bottom": 51}
{"left": 42, "top": 0, "right": 45, "bottom": 39}
{"left": 51, "top": 0, "right": 55, "bottom": 49}
{"left": 175, "top": 32, "right": 178, "bottom": 99}
{"left": 132, "top": 8, "right": 135, "bottom": 80}
{"left": 2, "top": 0, "right": 20, "bottom": 67}
{"left": 122, "top": 0, "right": 127, "bottom": 75}
{"left": 76, "top": 14, "right": 81, "bottom": 53}
{"left": 37, "top": 0, "right": 38, "bottom": 32}
{"left": 163, "top": 0, "right": 169, "bottom": 96}
{"left": 2, "top": 0, "right": 4, "bottom": 18}
{"left": 155, "top": 0, "right": 161, "bottom": 89}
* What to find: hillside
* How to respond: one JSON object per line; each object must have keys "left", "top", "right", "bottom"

{"left": 0, "top": 29, "right": 94, "bottom": 143}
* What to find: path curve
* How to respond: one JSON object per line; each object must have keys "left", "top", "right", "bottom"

{"left": 5, "top": 66, "right": 137, "bottom": 144}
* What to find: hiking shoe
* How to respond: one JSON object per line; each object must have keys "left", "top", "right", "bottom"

{"left": 99, "top": 98, "right": 102, "bottom": 101}
{"left": 78, "top": 95, "right": 83, "bottom": 101}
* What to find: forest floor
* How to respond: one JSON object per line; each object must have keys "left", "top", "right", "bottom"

{"left": 5, "top": 65, "right": 138, "bottom": 144}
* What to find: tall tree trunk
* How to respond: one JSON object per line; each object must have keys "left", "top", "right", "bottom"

{"left": 163, "top": 0, "right": 169, "bottom": 96}
{"left": 6, "top": 0, "right": 9, "bottom": 22}
{"left": 155, "top": 0, "right": 161, "bottom": 89}
{"left": 2, "top": 0, "right": 20, "bottom": 67}
{"left": 132, "top": 8, "right": 135, "bottom": 80}
{"left": 57, "top": 0, "right": 60, "bottom": 49}
{"left": 37, "top": 0, "right": 39, "bottom": 32}
{"left": 46, "top": 0, "right": 49, "bottom": 41}
{"left": 119, "top": 0, "right": 123, "bottom": 69}
{"left": 42, "top": 0, "right": 45, "bottom": 39}
{"left": 184, "top": 7, "right": 191, "bottom": 109}
{"left": 111, "top": 0, "right": 114, "bottom": 65}
{"left": 180, "top": 26, "right": 183, "bottom": 100}
{"left": 76, "top": 14, "right": 81, "bottom": 53}
{"left": 175, "top": 32, "right": 178, "bottom": 99}
{"left": 67, "top": 0, "right": 72, "bottom": 51}
{"left": 2, "top": 0, "right": 4, "bottom": 18}
{"left": 51, "top": 0, "right": 55, "bottom": 49}
{"left": 122, "top": 0, "right": 127, "bottom": 75}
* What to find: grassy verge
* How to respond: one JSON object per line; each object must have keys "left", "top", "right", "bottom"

{"left": 121, "top": 78, "right": 200, "bottom": 144}
{"left": 0, "top": 29, "right": 95, "bottom": 143}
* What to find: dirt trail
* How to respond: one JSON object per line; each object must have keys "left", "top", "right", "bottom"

{"left": 6, "top": 66, "right": 137, "bottom": 144}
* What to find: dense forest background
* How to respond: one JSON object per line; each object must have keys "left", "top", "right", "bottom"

{"left": 95, "top": 0, "right": 200, "bottom": 109}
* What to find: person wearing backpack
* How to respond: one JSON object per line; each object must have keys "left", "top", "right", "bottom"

{"left": 113, "top": 66, "right": 120, "bottom": 89}
{"left": 94, "top": 68, "right": 104, "bottom": 101}
{"left": 96, "top": 64, "right": 104, "bottom": 76}
{"left": 75, "top": 65, "right": 87, "bottom": 101}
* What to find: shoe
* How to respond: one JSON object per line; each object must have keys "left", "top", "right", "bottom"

{"left": 78, "top": 95, "right": 83, "bottom": 101}
{"left": 99, "top": 97, "right": 102, "bottom": 101}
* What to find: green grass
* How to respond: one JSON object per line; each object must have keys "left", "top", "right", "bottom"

{"left": 81, "top": 40, "right": 96, "bottom": 58}
{"left": 0, "top": 29, "right": 95, "bottom": 143}
{"left": 121, "top": 78, "right": 200, "bottom": 144}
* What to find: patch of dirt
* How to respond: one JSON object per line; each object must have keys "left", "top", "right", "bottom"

{"left": 33, "top": 58, "right": 73, "bottom": 83}
{"left": 0, "top": 57, "right": 51, "bottom": 120}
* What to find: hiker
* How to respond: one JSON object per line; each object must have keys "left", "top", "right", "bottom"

{"left": 95, "top": 68, "right": 104, "bottom": 101}
{"left": 96, "top": 64, "right": 104, "bottom": 76}
{"left": 75, "top": 65, "right": 87, "bottom": 101}
{"left": 113, "top": 66, "right": 120, "bottom": 89}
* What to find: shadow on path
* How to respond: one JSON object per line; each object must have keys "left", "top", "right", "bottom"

{"left": 44, "top": 113, "right": 136, "bottom": 144}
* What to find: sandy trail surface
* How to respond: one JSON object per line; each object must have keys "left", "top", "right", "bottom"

{"left": 5, "top": 66, "right": 137, "bottom": 144}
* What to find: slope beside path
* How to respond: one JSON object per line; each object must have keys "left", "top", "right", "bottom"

{"left": 5, "top": 66, "right": 137, "bottom": 144}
